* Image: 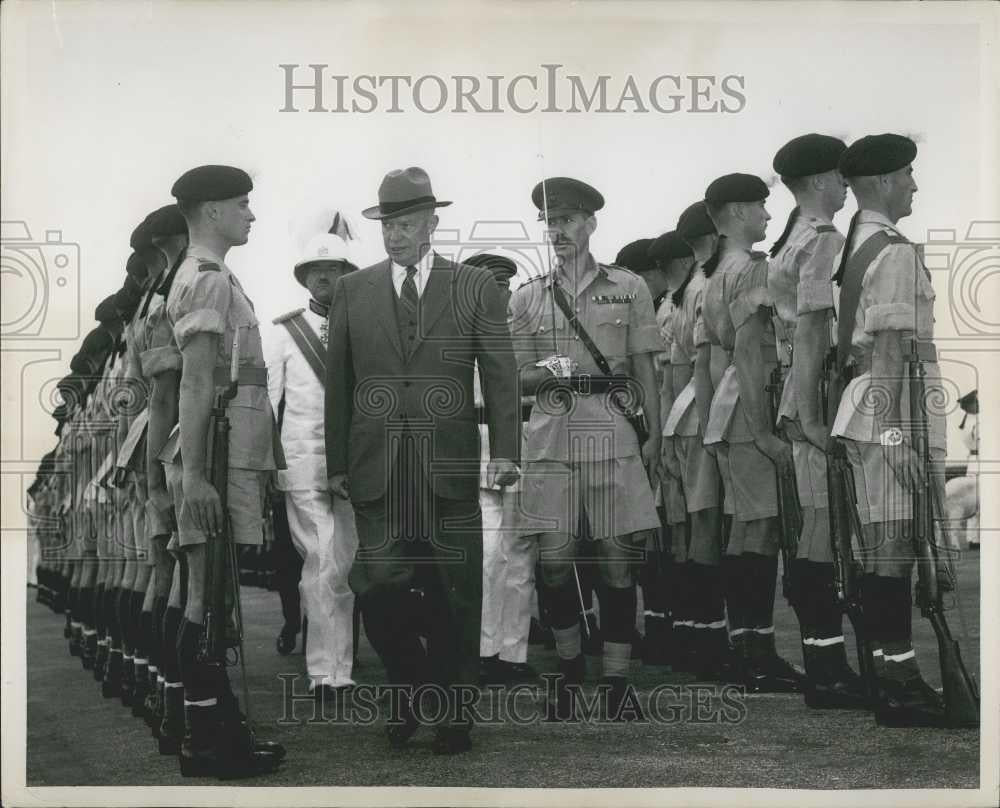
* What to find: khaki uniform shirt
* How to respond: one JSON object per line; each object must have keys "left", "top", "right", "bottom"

{"left": 508, "top": 256, "right": 661, "bottom": 463}
{"left": 831, "top": 211, "right": 944, "bottom": 450}
{"left": 166, "top": 244, "right": 277, "bottom": 471}
{"left": 768, "top": 215, "right": 844, "bottom": 422}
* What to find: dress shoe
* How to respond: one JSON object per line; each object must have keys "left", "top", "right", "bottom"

{"left": 385, "top": 692, "right": 421, "bottom": 749}
{"left": 805, "top": 655, "right": 868, "bottom": 710}
{"left": 432, "top": 726, "right": 472, "bottom": 755}
{"left": 179, "top": 704, "right": 283, "bottom": 779}
{"left": 744, "top": 633, "right": 806, "bottom": 693}
{"left": 276, "top": 623, "right": 298, "bottom": 656}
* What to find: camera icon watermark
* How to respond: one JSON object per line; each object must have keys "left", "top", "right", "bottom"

{"left": 1, "top": 220, "right": 81, "bottom": 340}
{"left": 923, "top": 221, "right": 1000, "bottom": 338}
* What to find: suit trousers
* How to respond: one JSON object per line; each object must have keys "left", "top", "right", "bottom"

{"left": 349, "top": 432, "right": 483, "bottom": 710}
{"left": 285, "top": 488, "right": 358, "bottom": 688}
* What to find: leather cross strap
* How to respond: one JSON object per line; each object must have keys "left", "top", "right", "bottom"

{"left": 836, "top": 230, "right": 909, "bottom": 374}
{"left": 550, "top": 282, "right": 649, "bottom": 443}
{"left": 281, "top": 313, "right": 326, "bottom": 387}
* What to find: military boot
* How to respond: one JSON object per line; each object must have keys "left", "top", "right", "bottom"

{"left": 805, "top": 643, "right": 867, "bottom": 710}
{"left": 745, "top": 632, "right": 806, "bottom": 693}
{"left": 101, "top": 648, "right": 123, "bottom": 698}
{"left": 178, "top": 704, "right": 282, "bottom": 779}
{"left": 158, "top": 684, "right": 185, "bottom": 754}
{"left": 875, "top": 676, "right": 948, "bottom": 728}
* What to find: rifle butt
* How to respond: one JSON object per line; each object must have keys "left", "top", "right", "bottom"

{"left": 931, "top": 614, "right": 980, "bottom": 728}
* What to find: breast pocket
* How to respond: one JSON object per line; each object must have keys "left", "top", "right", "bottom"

{"left": 595, "top": 306, "right": 629, "bottom": 358}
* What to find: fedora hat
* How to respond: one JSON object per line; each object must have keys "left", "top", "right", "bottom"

{"left": 293, "top": 233, "right": 358, "bottom": 287}
{"left": 362, "top": 166, "right": 452, "bottom": 220}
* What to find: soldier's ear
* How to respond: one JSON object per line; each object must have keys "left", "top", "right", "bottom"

{"left": 585, "top": 215, "right": 597, "bottom": 237}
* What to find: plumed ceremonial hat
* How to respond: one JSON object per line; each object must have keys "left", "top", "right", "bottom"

{"left": 675, "top": 201, "right": 717, "bottom": 240}
{"left": 293, "top": 234, "right": 358, "bottom": 287}
{"left": 648, "top": 231, "right": 694, "bottom": 262}
{"left": 171, "top": 165, "right": 253, "bottom": 202}
{"left": 463, "top": 252, "right": 518, "bottom": 280}
{"left": 773, "top": 134, "right": 847, "bottom": 178}
{"left": 362, "top": 167, "right": 452, "bottom": 220}
{"left": 838, "top": 134, "right": 917, "bottom": 178}
{"left": 705, "top": 173, "right": 770, "bottom": 207}
{"left": 532, "top": 177, "right": 604, "bottom": 221}
{"left": 614, "top": 238, "right": 657, "bottom": 273}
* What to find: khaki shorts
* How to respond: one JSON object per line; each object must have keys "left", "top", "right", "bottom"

{"left": 517, "top": 456, "right": 661, "bottom": 541}
{"left": 844, "top": 441, "right": 945, "bottom": 525}
{"left": 177, "top": 467, "right": 267, "bottom": 548}
{"left": 728, "top": 441, "right": 778, "bottom": 522}
{"left": 165, "top": 458, "right": 183, "bottom": 553}
{"left": 675, "top": 434, "right": 721, "bottom": 513}
{"left": 792, "top": 437, "right": 832, "bottom": 563}
{"left": 660, "top": 474, "right": 687, "bottom": 525}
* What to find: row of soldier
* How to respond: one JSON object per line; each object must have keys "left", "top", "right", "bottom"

{"left": 26, "top": 131, "right": 976, "bottom": 777}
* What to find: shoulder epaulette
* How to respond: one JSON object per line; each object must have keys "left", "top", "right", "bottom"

{"left": 520, "top": 274, "right": 546, "bottom": 287}
{"left": 814, "top": 225, "right": 837, "bottom": 234}
{"left": 197, "top": 261, "right": 220, "bottom": 272}
{"left": 749, "top": 250, "right": 768, "bottom": 261}
{"left": 272, "top": 308, "right": 306, "bottom": 325}
{"left": 603, "top": 262, "right": 637, "bottom": 278}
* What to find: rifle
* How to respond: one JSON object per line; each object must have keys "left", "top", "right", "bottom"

{"left": 906, "top": 338, "right": 979, "bottom": 728}
{"left": 765, "top": 361, "right": 801, "bottom": 605}
{"left": 200, "top": 335, "right": 254, "bottom": 721}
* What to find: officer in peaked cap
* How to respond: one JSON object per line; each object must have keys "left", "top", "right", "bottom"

{"left": 510, "top": 175, "right": 662, "bottom": 720}
{"left": 699, "top": 172, "right": 808, "bottom": 693}
{"left": 767, "top": 133, "right": 865, "bottom": 708}
{"left": 166, "top": 164, "right": 285, "bottom": 776}
{"left": 828, "top": 134, "right": 963, "bottom": 728}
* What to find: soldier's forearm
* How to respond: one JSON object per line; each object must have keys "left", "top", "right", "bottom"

{"left": 145, "top": 373, "right": 179, "bottom": 490}
{"left": 734, "top": 320, "right": 770, "bottom": 439}
{"left": 795, "top": 310, "right": 828, "bottom": 428}
{"left": 694, "top": 345, "right": 713, "bottom": 434}
{"left": 872, "top": 329, "right": 906, "bottom": 428}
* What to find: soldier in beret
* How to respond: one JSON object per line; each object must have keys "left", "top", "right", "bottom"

{"left": 509, "top": 177, "right": 662, "bottom": 719}
{"left": 829, "top": 134, "right": 953, "bottom": 726}
{"left": 768, "top": 133, "right": 867, "bottom": 708}
{"left": 632, "top": 232, "right": 692, "bottom": 670}
{"left": 700, "top": 173, "right": 805, "bottom": 692}
{"left": 166, "top": 164, "right": 286, "bottom": 776}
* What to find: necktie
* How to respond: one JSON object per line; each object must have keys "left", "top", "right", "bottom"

{"left": 401, "top": 264, "right": 419, "bottom": 313}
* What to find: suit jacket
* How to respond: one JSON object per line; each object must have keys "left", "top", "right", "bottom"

{"left": 325, "top": 253, "right": 520, "bottom": 502}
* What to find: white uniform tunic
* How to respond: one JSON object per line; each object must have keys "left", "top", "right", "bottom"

{"left": 267, "top": 302, "right": 359, "bottom": 688}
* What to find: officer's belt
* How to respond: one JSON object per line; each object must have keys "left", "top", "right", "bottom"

{"left": 212, "top": 365, "right": 268, "bottom": 388}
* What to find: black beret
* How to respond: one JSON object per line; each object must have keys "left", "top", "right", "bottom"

{"left": 171, "top": 165, "right": 253, "bottom": 202}
{"left": 532, "top": 177, "right": 604, "bottom": 221}
{"left": 125, "top": 252, "right": 148, "bottom": 280}
{"left": 78, "top": 326, "right": 114, "bottom": 360}
{"left": 130, "top": 204, "right": 188, "bottom": 250}
{"left": 648, "top": 231, "right": 694, "bottom": 262}
{"left": 773, "top": 134, "right": 847, "bottom": 178}
{"left": 675, "top": 201, "right": 717, "bottom": 240}
{"left": 614, "top": 239, "right": 657, "bottom": 273}
{"left": 115, "top": 282, "right": 142, "bottom": 320}
{"left": 463, "top": 252, "right": 518, "bottom": 279}
{"left": 838, "top": 134, "right": 917, "bottom": 178}
{"left": 94, "top": 294, "right": 120, "bottom": 324}
{"left": 705, "top": 173, "right": 770, "bottom": 207}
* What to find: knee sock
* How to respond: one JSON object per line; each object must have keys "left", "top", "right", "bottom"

{"left": 176, "top": 618, "right": 217, "bottom": 705}
{"left": 722, "top": 554, "right": 747, "bottom": 638}
{"left": 743, "top": 552, "right": 778, "bottom": 633}
{"left": 94, "top": 582, "right": 107, "bottom": 639}
{"left": 547, "top": 578, "right": 583, "bottom": 660}
{"left": 880, "top": 575, "right": 920, "bottom": 684}
{"left": 162, "top": 606, "right": 184, "bottom": 683}
{"left": 600, "top": 585, "right": 635, "bottom": 677}
{"left": 130, "top": 590, "right": 146, "bottom": 659}
{"left": 117, "top": 586, "right": 133, "bottom": 656}
{"left": 106, "top": 586, "right": 121, "bottom": 648}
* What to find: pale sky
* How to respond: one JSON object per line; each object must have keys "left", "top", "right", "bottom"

{"left": 3, "top": 0, "right": 998, "bottom": 466}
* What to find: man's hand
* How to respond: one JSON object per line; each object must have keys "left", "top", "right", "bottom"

{"left": 642, "top": 436, "right": 661, "bottom": 486}
{"left": 755, "top": 433, "right": 794, "bottom": 478}
{"left": 182, "top": 473, "right": 223, "bottom": 535}
{"left": 328, "top": 473, "right": 350, "bottom": 499}
{"left": 148, "top": 485, "right": 173, "bottom": 519}
{"left": 660, "top": 438, "right": 681, "bottom": 480}
{"left": 487, "top": 458, "right": 520, "bottom": 488}
{"left": 884, "top": 439, "right": 925, "bottom": 491}
{"left": 801, "top": 421, "right": 831, "bottom": 454}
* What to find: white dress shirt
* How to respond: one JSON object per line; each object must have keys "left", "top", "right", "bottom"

{"left": 390, "top": 249, "right": 436, "bottom": 298}
{"left": 266, "top": 303, "right": 329, "bottom": 491}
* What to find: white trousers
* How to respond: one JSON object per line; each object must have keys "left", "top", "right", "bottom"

{"left": 284, "top": 489, "right": 359, "bottom": 688}
{"left": 479, "top": 488, "right": 537, "bottom": 663}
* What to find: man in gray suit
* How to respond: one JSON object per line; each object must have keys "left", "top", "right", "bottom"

{"left": 325, "top": 167, "right": 520, "bottom": 754}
